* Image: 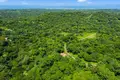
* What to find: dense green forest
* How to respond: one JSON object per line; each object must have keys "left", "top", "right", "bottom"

{"left": 0, "top": 9, "right": 120, "bottom": 80}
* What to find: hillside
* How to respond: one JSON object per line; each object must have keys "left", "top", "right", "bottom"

{"left": 0, "top": 9, "right": 120, "bottom": 80}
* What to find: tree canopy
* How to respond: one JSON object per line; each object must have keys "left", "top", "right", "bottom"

{"left": 0, "top": 9, "right": 120, "bottom": 80}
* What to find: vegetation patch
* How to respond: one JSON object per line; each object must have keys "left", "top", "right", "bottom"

{"left": 77, "top": 32, "right": 97, "bottom": 40}
{"left": 0, "top": 27, "right": 12, "bottom": 31}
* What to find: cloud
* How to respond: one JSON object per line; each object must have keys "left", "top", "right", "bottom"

{"left": 87, "top": 1, "right": 92, "bottom": 4}
{"left": 21, "top": 1, "right": 28, "bottom": 5}
{"left": 77, "top": 0, "right": 93, "bottom": 4}
{"left": 0, "top": 0, "right": 7, "bottom": 2}
{"left": 77, "top": 0, "right": 87, "bottom": 2}
{"left": 54, "top": 3, "right": 65, "bottom": 6}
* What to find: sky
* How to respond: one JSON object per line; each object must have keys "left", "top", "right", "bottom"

{"left": 0, "top": 0, "right": 120, "bottom": 9}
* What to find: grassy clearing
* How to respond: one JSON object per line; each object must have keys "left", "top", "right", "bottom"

{"left": 77, "top": 33, "right": 96, "bottom": 40}
{"left": 0, "top": 27, "right": 12, "bottom": 31}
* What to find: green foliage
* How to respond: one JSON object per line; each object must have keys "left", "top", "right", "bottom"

{"left": 73, "top": 71, "right": 99, "bottom": 80}
{"left": 0, "top": 9, "right": 120, "bottom": 80}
